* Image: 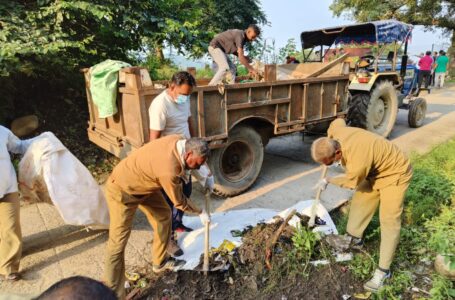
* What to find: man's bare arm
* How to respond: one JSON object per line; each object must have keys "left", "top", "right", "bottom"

{"left": 237, "top": 47, "right": 257, "bottom": 75}
{"left": 149, "top": 130, "right": 161, "bottom": 141}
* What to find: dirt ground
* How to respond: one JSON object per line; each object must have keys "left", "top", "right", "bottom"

{"left": 1, "top": 85, "right": 455, "bottom": 298}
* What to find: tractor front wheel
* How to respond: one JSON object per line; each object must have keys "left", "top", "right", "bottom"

{"left": 347, "top": 81, "right": 398, "bottom": 137}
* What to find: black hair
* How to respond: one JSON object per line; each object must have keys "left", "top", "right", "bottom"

{"left": 34, "top": 276, "right": 117, "bottom": 300}
{"left": 248, "top": 24, "right": 261, "bottom": 36}
{"left": 171, "top": 71, "right": 196, "bottom": 87}
{"left": 285, "top": 56, "right": 291, "bottom": 59}
{"left": 439, "top": 50, "right": 445, "bottom": 55}
{"left": 425, "top": 51, "right": 432, "bottom": 56}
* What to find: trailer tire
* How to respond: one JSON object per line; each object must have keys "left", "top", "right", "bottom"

{"left": 209, "top": 125, "right": 264, "bottom": 197}
{"left": 347, "top": 81, "right": 398, "bottom": 137}
{"left": 408, "top": 97, "right": 427, "bottom": 128}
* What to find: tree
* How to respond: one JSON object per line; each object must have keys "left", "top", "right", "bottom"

{"left": 329, "top": 0, "right": 455, "bottom": 73}
{"left": 0, "top": 0, "right": 268, "bottom": 123}
{"left": 278, "top": 38, "right": 299, "bottom": 63}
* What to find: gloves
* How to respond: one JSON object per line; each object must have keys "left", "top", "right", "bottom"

{"left": 199, "top": 209, "right": 211, "bottom": 225}
{"left": 314, "top": 178, "right": 329, "bottom": 191}
{"left": 206, "top": 175, "right": 215, "bottom": 192}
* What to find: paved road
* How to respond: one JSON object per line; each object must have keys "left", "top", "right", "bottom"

{"left": 2, "top": 85, "right": 455, "bottom": 297}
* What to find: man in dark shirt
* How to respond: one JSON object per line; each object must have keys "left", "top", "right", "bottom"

{"left": 208, "top": 24, "right": 260, "bottom": 85}
{"left": 286, "top": 56, "right": 300, "bottom": 64}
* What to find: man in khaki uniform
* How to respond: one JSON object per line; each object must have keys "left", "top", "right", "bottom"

{"left": 311, "top": 119, "right": 412, "bottom": 292}
{"left": 104, "top": 135, "right": 210, "bottom": 299}
{"left": 148, "top": 71, "right": 214, "bottom": 257}
{"left": 0, "top": 126, "right": 35, "bottom": 281}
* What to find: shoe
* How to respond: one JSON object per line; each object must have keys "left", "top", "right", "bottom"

{"left": 152, "top": 257, "right": 186, "bottom": 273}
{"left": 349, "top": 236, "right": 364, "bottom": 250}
{"left": 1, "top": 273, "right": 21, "bottom": 281}
{"left": 167, "top": 239, "right": 184, "bottom": 257}
{"left": 363, "top": 268, "right": 391, "bottom": 292}
{"left": 175, "top": 224, "right": 193, "bottom": 233}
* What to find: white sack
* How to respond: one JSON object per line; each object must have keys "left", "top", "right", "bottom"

{"left": 18, "top": 132, "right": 109, "bottom": 226}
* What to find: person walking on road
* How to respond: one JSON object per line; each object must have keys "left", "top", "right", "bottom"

{"left": 417, "top": 51, "right": 433, "bottom": 89}
{"left": 208, "top": 24, "right": 260, "bottom": 85}
{"left": 434, "top": 50, "right": 449, "bottom": 88}
{"left": 311, "top": 119, "right": 413, "bottom": 292}
{"left": 103, "top": 135, "right": 211, "bottom": 299}
{"left": 148, "top": 71, "right": 214, "bottom": 257}
{"left": 0, "top": 126, "right": 35, "bottom": 282}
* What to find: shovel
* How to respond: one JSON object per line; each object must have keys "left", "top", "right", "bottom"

{"left": 203, "top": 190, "right": 211, "bottom": 275}
{"left": 308, "top": 165, "right": 328, "bottom": 227}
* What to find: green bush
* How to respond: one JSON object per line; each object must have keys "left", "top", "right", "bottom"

{"left": 429, "top": 275, "right": 455, "bottom": 300}
{"left": 425, "top": 206, "right": 455, "bottom": 269}
{"left": 141, "top": 55, "right": 179, "bottom": 81}
{"left": 196, "top": 66, "right": 214, "bottom": 79}
{"left": 405, "top": 163, "right": 454, "bottom": 225}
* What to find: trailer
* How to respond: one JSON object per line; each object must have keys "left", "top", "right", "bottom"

{"left": 83, "top": 58, "right": 350, "bottom": 196}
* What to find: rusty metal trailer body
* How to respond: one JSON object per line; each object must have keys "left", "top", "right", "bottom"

{"left": 83, "top": 63, "right": 349, "bottom": 196}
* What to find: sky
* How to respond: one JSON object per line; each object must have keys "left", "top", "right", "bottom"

{"left": 171, "top": 0, "right": 451, "bottom": 67}
{"left": 260, "top": 0, "right": 451, "bottom": 57}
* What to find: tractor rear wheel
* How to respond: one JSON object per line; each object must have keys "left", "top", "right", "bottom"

{"left": 347, "top": 81, "right": 398, "bottom": 137}
{"left": 208, "top": 125, "right": 264, "bottom": 197}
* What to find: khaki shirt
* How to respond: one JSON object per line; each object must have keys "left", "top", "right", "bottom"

{"left": 327, "top": 119, "right": 412, "bottom": 190}
{"left": 110, "top": 134, "right": 201, "bottom": 214}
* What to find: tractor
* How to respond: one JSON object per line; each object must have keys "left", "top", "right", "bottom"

{"left": 301, "top": 20, "right": 427, "bottom": 137}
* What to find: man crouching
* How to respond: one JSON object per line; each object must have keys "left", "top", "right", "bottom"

{"left": 103, "top": 135, "right": 210, "bottom": 299}
{"left": 311, "top": 119, "right": 413, "bottom": 292}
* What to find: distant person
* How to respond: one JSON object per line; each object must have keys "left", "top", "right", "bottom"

{"left": 285, "top": 56, "right": 300, "bottom": 64}
{"left": 148, "top": 71, "right": 214, "bottom": 257}
{"left": 431, "top": 51, "right": 439, "bottom": 86}
{"left": 35, "top": 276, "right": 117, "bottom": 300}
{"left": 417, "top": 51, "right": 433, "bottom": 89}
{"left": 434, "top": 50, "right": 449, "bottom": 88}
{"left": 0, "top": 126, "right": 35, "bottom": 282}
{"left": 208, "top": 25, "right": 260, "bottom": 85}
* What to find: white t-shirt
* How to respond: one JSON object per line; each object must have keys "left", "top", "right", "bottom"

{"left": 148, "top": 90, "right": 191, "bottom": 139}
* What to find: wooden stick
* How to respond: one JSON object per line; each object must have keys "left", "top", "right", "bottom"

{"left": 265, "top": 209, "right": 297, "bottom": 269}
{"left": 203, "top": 190, "right": 211, "bottom": 275}
{"left": 308, "top": 165, "right": 328, "bottom": 227}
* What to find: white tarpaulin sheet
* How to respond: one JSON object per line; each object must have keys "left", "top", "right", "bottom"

{"left": 18, "top": 132, "right": 109, "bottom": 226}
{"left": 178, "top": 200, "right": 338, "bottom": 270}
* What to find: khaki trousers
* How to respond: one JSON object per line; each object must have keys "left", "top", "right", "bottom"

{"left": 347, "top": 180, "right": 410, "bottom": 270}
{"left": 0, "top": 192, "right": 22, "bottom": 276}
{"left": 103, "top": 180, "right": 171, "bottom": 299}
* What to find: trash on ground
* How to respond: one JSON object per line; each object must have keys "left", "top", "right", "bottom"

{"left": 325, "top": 234, "right": 352, "bottom": 252}
{"left": 353, "top": 291, "right": 372, "bottom": 299}
{"left": 178, "top": 200, "right": 337, "bottom": 270}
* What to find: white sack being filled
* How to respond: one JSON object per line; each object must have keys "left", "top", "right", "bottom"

{"left": 18, "top": 132, "right": 109, "bottom": 226}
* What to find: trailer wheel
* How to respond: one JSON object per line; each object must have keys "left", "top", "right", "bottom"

{"left": 408, "top": 98, "right": 427, "bottom": 128}
{"left": 347, "top": 81, "right": 398, "bottom": 137}
{"left": 209, "top": 125, "right": 264, "bottom": 197}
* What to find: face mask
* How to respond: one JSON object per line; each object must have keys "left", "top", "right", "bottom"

{"left": 176, "top": 94, "right": 190, "bottom": 104}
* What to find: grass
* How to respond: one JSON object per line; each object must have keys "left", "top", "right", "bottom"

{"left": 332, "top": 138, "right": 455, "bottom": 299}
